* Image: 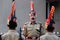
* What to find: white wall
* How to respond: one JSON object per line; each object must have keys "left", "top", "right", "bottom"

{"left": 0, "top": 0, "right": 46, "bottom": 33}
{"left": 0, "top": 0, "right": 12, "bottom": 33}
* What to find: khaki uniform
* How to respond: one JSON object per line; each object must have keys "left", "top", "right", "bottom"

{"left": 2, "top": 30, "right": 19, "bottom": 40}
{"left": 40, "top": 32, "right": 60, "bottom": 40}
{"left": 23, "top": 22, "right": 45, "bottom": 40}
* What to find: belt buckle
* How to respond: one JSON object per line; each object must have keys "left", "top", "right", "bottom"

{"left": 27, "top": 37, "right": 32, "bottom": 39}
{"left": 32, "top": 37, "right": 36, "bottom": 40}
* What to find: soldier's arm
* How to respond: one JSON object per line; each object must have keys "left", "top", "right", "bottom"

{"left": 41, "top": 25, "right": 46, "bottom": 35}
{"left": 22, "top": 23, "right": 27, "bottom": 37}
{"left": 39, "top": 23, "right": 46, "bottom": 36}
{"left": 15, "top": 34, "right": 20, "bottom": 40}
{"left": 1, "top": 34, "right": 6, "bottom": 40}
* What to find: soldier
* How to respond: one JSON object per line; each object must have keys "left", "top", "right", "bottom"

{"left": 22, "top": 10, "right": 45, "bottom": 40}
{"left": 40, "top": 22, "right": 60, "bottom": 40}
{"left": 1, "top": 17, "right": 19, "bottom": 40}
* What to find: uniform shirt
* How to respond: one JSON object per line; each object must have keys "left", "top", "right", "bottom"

{"left": 2, "top": 30, "right": 19, "bottom": 40}
{"left": 40, "top": 32, "right": 60, "bottom": 40}
{"left": 23, "top": 22, "right": 45, "bottom": 37}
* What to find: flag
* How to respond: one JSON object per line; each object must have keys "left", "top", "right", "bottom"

{"left": 45, "top": 6, "right": 55, "bottom": 28}
{"left": 7, "top": 0, "right": 16, "bottom": 25}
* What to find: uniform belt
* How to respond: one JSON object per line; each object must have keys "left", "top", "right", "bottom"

{"left": 27, "top": 37, "right": 38, "bottom": 39}
{"left": 27, "top": 37, "right": 32, "bottom": 39}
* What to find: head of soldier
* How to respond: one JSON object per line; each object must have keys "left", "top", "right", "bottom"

{"left": 7, "top": 17, "right": 17, "bottom": 30}
{"left": 29, "top": 10, "right": 36, "bottom": 23}
{"left": 46, "top": 23, "right": 55, "bottom": 32}
{"left": 50, "top": 19, "right": 55, "bottom": 27}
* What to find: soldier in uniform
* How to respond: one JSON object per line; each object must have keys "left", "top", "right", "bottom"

{"left": 1, "top": 17, "right": 19, "bottom": 40}
{"left": 40, "top": 22, "right": 60, "bottom": 40}
{"left": 22, "top": 10, "right": 45, "bottom": 40}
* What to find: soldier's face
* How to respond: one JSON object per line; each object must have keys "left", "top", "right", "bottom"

{"left": 30, "top": 16, "right": 35, "bottom": 22}
{"left": 29, "top": 13, "right": 36, "bottom": 22}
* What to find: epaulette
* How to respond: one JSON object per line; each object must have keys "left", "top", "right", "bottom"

{"left": 24, "top": 22, "right": 29, "bottom": 25}
{"left": 36, "top": 21, "right": 42, "bottom": 25}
